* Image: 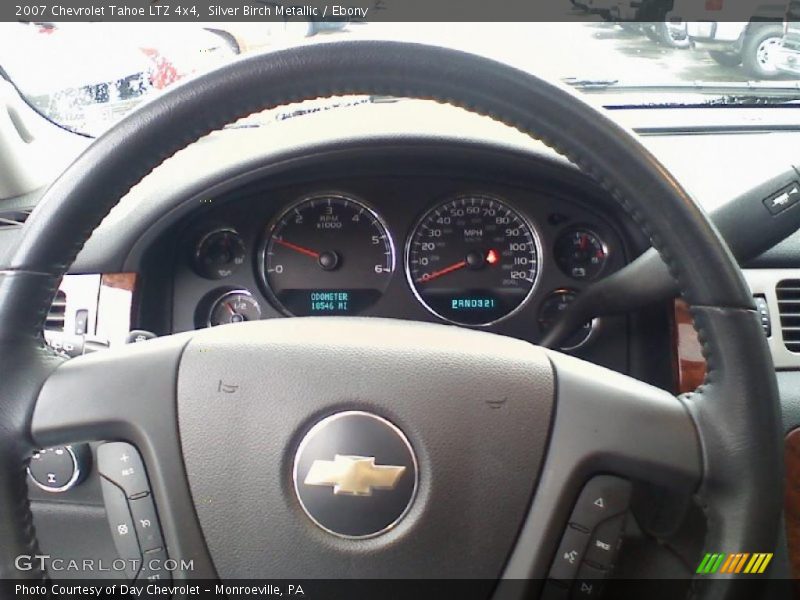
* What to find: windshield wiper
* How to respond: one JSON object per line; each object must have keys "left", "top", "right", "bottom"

{"left": 563, "top": 78, "right": 800, "bottom": 107}
{"left": 562, "top": 77, "right": 621, "bottom": 90}
{"left": 563, "top": 78, "right": 800, "bottom": 98}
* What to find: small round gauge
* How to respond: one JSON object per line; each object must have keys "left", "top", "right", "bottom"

{"left": 208, "top": 290, "right": 262, "bottom": 327}
{"left": 406, "top": 194, "right": 540, "bottom": 326}
{"left": 193, "top": 228, "right": 246, "bottom": 279}
{"left": 261, "top": 194, "right": 395, "bottom": 316}
{"left": 537, "top": 289, "right": 596, "bottom": 350}
{"left": 554, "top": 227, "right": 608, "bottom": 281}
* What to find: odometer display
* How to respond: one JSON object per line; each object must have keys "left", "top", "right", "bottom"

{"left": 262, "top": 195, "right": 394, "bottom": 316}
{"left": 406, "top": 195, "right": 540, "bottom": 325}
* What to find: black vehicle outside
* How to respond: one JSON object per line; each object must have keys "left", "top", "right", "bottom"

{"left": 776, "top": 1, "right": 800, "bottom": 75}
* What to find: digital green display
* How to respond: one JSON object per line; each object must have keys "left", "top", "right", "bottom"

{"left": 450, "top": 298, "right": 496, "bottom": 310}
{"left": 273, "top": 289, "right": 381, "bottom": 316}
{"left": 310, "top": 291, "right": 350, "bottom": 313}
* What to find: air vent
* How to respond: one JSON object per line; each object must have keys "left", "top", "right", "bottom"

{"left": 0, "top": 209, "right": 31, "bottom": 229}
{"left": 45, "top": 290, "right": 67, "bottom": 332}
{"left": 777, "top": 279, "right": 800, "bottom": 353}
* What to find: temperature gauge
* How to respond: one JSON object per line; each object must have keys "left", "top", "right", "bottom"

{"left": 554, "top": 228, "right": 607, "bottom": 281}
{"left": 207, "top": 290, "right": 262, "bottom": 327}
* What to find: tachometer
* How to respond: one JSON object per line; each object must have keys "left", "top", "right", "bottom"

{"left": 261, "top": 194, "right": 395, "bottom": 316}
{"left": 406, "top": 194, "right": 540, "bottom": 326}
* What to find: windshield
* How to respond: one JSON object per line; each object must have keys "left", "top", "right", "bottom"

{"left": 2, "top": 19, "right": 800, "bottom": 136}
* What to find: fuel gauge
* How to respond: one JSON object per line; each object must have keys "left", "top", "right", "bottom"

{"left": 554, "top": 228, "right": 608, "bottom": 281}
{"left": 207, "top": 290, "right": 262, "bottom": 327}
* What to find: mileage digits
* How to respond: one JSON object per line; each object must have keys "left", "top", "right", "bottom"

{"left": 406, "top": 194, "right": 540, "bottom": 326}
{"left": 261, "top": 195, "right": 395, "bottom": 316}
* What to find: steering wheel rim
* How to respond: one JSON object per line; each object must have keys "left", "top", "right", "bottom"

{"left": 0, "top": 41, "right": 782, "bottom": 597}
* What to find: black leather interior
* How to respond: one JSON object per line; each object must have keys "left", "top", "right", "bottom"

{"left": 0, "top": 41, "right": 783, "bottom": 596}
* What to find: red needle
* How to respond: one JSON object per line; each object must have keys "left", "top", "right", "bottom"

{"left": 273, "top": 238, "right": 320, "bottom": 259}
{"left": 225, "top": 303, "right": 236, "bottom": 315}
{"left": 417, "top": 260, "right": 468, "bottom": 283}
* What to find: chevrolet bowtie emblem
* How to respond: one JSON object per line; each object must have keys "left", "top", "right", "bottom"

{"left": 304, "top": 454, "right": 406, "bottom": 496}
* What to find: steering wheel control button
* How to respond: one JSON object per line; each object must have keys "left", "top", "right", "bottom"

{"left": 763, "top": 181, "right": 800, "bottom": 215}
{"left": 130, "top": 495, "right": 164, "bottom": 553}
{"left": 550, "top": 476, "right": 631, "bottom": 586}
{"left": 584, "top": 514, "right": 625, "bottom": 570}
{"left": 549, "top": 524, "right": 590, "bottom": 581}
{"left": 136, "top": 548, "right": 172, "bottom": 584}
{"left": 573, "top": 562, "right": 608, "bottom": 598}
{"left": 569, "top": 475, "right": 632, "bottom": 532}
{"left": 293, "top": 411, "right": 418, "bottom": 539}
{"left": 98, "top": 442, "right": 150, "bottom": 498}
{"left": 100, "top": 477, "right": 141, "bottom": 579}
{"left": 98, "top": 443, "right": 171, "bottom": 581}
{"left": 28, "top": 445, "right": 85, "bottom": 492}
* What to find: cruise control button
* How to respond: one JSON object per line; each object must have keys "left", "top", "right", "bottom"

{"left": 100, "top": 478, "right": 141, "bottom": 579}
{"left": 570, "top": 476, "right": 631, "bottom": 532}
{"left": 98, "top": 442, "right": 150, "bottom": 498}
{"left": 585, "top": 514, "right": 625, "bottom": 569}
{"left": 136, "top": 548, "right": 172, "bottom": 584}
{"left": 550, "top": 525, "right": 590, "bottom": 581}
{"left": 130, "top": 495, "right": 164, "bottom": 552}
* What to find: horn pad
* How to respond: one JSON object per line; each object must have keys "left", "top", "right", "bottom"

{"left": 293, "top": 411, "right": 418, "bottom": 539}
{"left": 177, "top": 318, "right": 553, "bottom": 579}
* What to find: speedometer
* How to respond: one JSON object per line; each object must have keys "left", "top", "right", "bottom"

{"left": 406, "top": 194, "right": 540, "bottom": 326}
{"left": 261, "top": 194, "right": 395, "bottom": 316}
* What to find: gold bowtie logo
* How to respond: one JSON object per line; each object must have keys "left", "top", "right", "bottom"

{"left": 304, "top": 455, "right": 406, "bottom": 496}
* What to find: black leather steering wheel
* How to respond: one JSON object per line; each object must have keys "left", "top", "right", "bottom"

{"left": 0, "top": 42, "right": 783, "bottom": 597}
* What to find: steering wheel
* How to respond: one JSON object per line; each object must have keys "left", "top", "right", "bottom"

{"left": 0, "top": 42, "right": 782, "bottom": 597}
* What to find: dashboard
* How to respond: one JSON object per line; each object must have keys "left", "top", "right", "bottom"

{"left": 6, "top": 101, "right": 800, "bottom": 582}
{"left": 168, "top": 163, "right": 636, "bottom": 367}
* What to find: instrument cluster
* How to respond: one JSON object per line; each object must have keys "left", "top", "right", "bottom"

{"left": 175, "top": 183, "right": 625, "bottom": 351}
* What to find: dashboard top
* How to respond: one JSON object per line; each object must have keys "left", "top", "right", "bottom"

{"left": 10, "top": 101, "right": 800, "bottom": 271}
{"left": 2, "top": 101, "right": 800, "bottom": 273}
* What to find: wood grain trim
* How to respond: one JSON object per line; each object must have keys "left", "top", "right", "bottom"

{"left": 672, "top": 299, "right": 707, "bottom": 394}
{"left": 100, "top": 272, "right": 136, "bottom": 292}
{"left": 785, "top": 428, "right": 800, "bottom": 580}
